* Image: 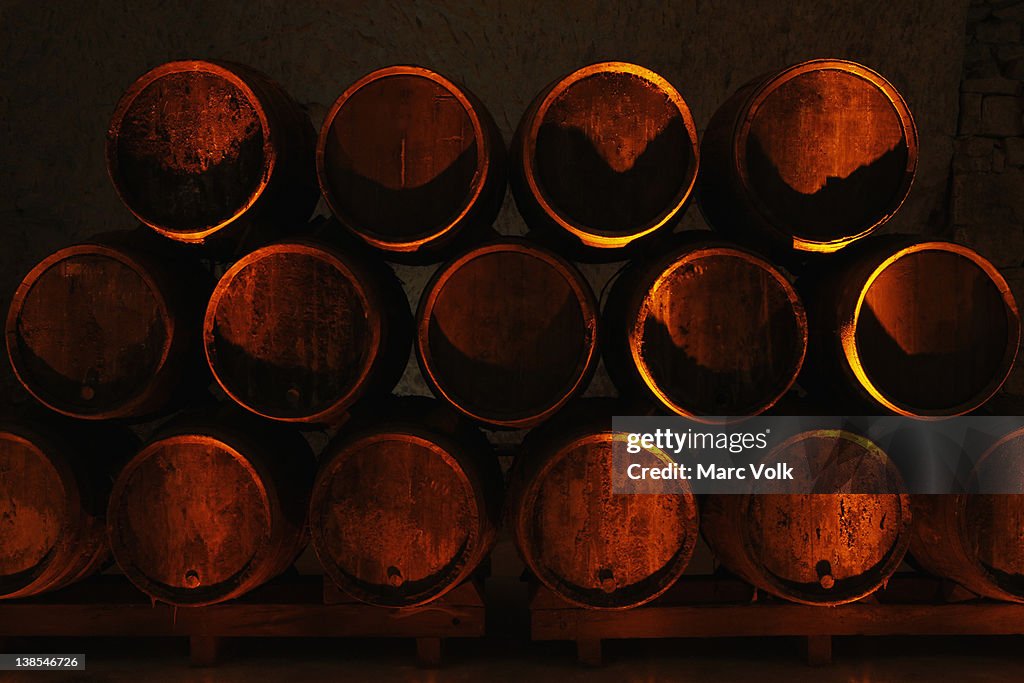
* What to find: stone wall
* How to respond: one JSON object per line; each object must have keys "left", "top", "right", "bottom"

{"left": 953, "top": 0, "right": 1024, "bottom": 394}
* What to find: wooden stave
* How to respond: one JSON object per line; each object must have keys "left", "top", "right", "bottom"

{"left": 106, "top": 60, "right": 319, "bottom": 254}
{"left": 698, "top": 59, "right": 918, "bottom": 258}
{"left": 910, "top": 427, "right": 1024, "bottom": 603}
{"left": 602, "top": 236, "right": 808, "bottom": 420}
{"left": 106, "top": 411, "right": 314, "bottom": 606}
{"left": 0, "top": 417, "right": 136, "bottom": 599}
{"left": 507, "top": 413, "right": 700, "bottom": 610}
{"left": 203, "top": 235, "right": 413, "bottom": 425}
{"left": 700, "top": 430, "right": 913, "bottom": 606}
{"left": 5, "top": 237, "right": 209, "bottom": 421}
{"left": 310, "top": 397, "right": 502, "bottom": 607}
{"left": 511, "top": 61, "right": 700, "bottom": 262}
{"left": 799, "top": 236, "right": 1020, "bottom": 416}
{"left": 316, "top": 65, "right": 507, "bottom": 263}
{"left": 415, "top": 237, "right": 600, "bottom": 429}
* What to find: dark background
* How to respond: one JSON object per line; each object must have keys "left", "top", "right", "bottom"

{"left": 6, "top": 0, "right": 1010, "bottom": 407}
{"left": 1, "top": 2, "right": 1024, "bottom": 675}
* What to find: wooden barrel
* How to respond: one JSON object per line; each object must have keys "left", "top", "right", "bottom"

{"left": 416, "top": 239, "right": 599, "bottom": 428}
{"left": 603, "top": 239, "right": 807, "bottom": 419}
{"left": 702, "top": 430, "right": 912, "bottom": 605}
{"left": 508, "top": 418, "right": 699, "bottom": 609}
{"left": 699, "top": 59, "right": 918, "bottom": 254}
{"left": 317, "top": 66, "right": 506, "bottom": 262}
{"left": 108, "top": 413, "right": 313, "bottom": 606}
{"left": 911, "top": 427, "right": 1024, "bottom": 602}
{"left": 0, "top": 419, "right": 134, "bottom": 599}
{"left": 107, "top": 60, "right": 318, "bottom": 251}
{"left": 310, "top": 398, "right": 502, "bottom": 607}
{"left": 802, "top": 238, "right": 1019, "bottom": 416}
{"left": 6, "top": 241, "right": 203, "bottom": 420}
{"left": 512, "top": 62, "right": 699, "bottom": 259}
{"left": 204, "top": 238, "right": 412, "bottom": 424}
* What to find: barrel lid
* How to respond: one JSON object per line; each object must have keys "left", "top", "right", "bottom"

{"left": 5, "top": 244, "right": 174, "bottom": 420}
{"left": 959, "top": 428, "right": 1024, "bottom": 599}
{"left": 0, "top": 431, "right": 70, "bottom": 597}
{"left": 736, "top": 59, "right": 917, "bottom": 252}
{"left": 109, "top": 434, "right": 275, "bottom": 606}
{"left": 741, "top": 430, "right": 911, "bottom": 605}
{"left": 626, "top": 244, "right": 807, "bottom": 420}
{"left": 417, "top": 240, "right": 598, "bottom": 428}
{"left": 106, "top": 60, "right": 275, "bottom": 242}
{"left": 317, "top": 65, "right": 493, "bottom": 253}
{"left": 843, "top": 241, "right": 1020, "bottom": 416}
{"left": 311, "top": 429, "right": 484, "bottom": 607}
{"left": 515, "top": 430, "right": 697, "bottom": 609}
{"left": 521, "top": 62, "right": 699, "bottom": 249}
{"left": 204, "top": 241, "right": 383, "bottom": 423}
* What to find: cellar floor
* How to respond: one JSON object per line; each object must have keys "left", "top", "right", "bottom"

{"left": 4, "top": 635, "right": 1024, "bottom": 682}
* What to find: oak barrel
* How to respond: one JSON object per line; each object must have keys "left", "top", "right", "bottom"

{"left": 702, "top": 430, "right": 912, "bottom": 605}
{"left": 107, "top": 412, "right": 314, "bottom": 606}
{"left": 318, "top": 66, "right": 506, "bottom": 261}
{"left": 508, "top": 413, "right": 699, "bottom": 609}
{"left": 310, "top": 398, "right": 502, "bottom": 607}
{"left": 107, "top": 60, "right": 318, "bottom": 251}
{"left": 911, "top": 427, "right": 1024, "bottom": 602}
{"left": 0, "top": 419, "right": 134, "bottom": 599}
{"left": 802, "top": 238, "right": 1019, "bottom": 416}
{"left": 204, "top": 237, "right": 412, "bottom": 424}
{"left": 699, "top": 59, "right": 918, "bottom": 254}
{"left": 512, "top": 62, "right": 699, "bottom": 258}
{"left": 416, "top": 239, "right": 599, "bottom": 428}
{"left": 603, "top": 238, "right": 807, "bottom": 419}
{"left": 6, "top": 240, "right": 205, "bottom": 420}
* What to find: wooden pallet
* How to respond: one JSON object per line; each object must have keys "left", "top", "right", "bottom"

{"left": 0, "top": 574, "right": 485, "bottom": 667}
{"left": 530, "top": 573, "right": 1024, "bottom": 666}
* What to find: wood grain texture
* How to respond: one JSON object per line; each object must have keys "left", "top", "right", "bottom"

{"left": 0, "top": 575, "right": 485, "bottom": 642}
{"left": 318, "top": 66, "right": 506, "bottom": 260}
{"left": 204, "top": 239, "right": 412, "bottom": 424}
{"left": 911, "top": 427, "right": 1024, "bottom": 602}
{"left": 417, "top": 239, "right": 598, "bottom": 428}
{"left": 108, "top": 415, "right": 313, "bottom": 606}
{"left": 702, "top": 431, "right": 911, "bottom": 605}
{"left": 699, "top": 59, "right": 917, "bottom": 254}
{"left": 107, "top": 60, "right": 318, "bottom": 251}
{"left": 0, "top": 419, "right": 133, "bottom": 599}
{"left": 5, "top": 242, "right": 197, "bottom": 419}
{"left": 512, "top": 62, "right": 698, "bottom": 257}
{"left": 0, "top": 4, "right": 971, "bottom": 403}
{"left": 603, "top": 239, "right": 806, "bottom": 418}
{"left": 529, "top": 580, "right": 1024, "bottom": 643}
{"left": 311, "top": 403, "right": 501, "bottom": 607}
{"left": 510, "top": 424, "right": 698, "bottom": 609}
{"left": 802, "top": 238, "right": 1020, "bottom": 416}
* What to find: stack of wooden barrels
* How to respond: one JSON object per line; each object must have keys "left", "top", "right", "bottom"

{"left": 1, "top": 58, "right": 1021, "bottom": 614}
